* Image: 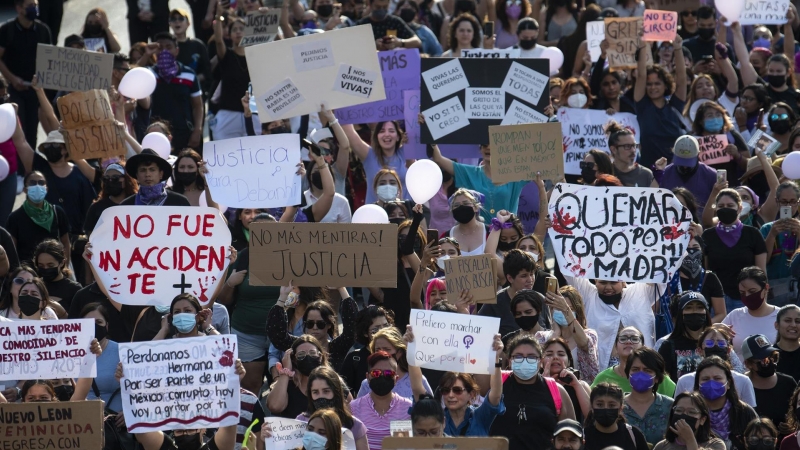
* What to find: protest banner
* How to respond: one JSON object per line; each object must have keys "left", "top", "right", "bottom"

{"left": 460, "top": 48, "right": 518, "bottom": 58}
{"left": 119, "top": 336, "right": 240, "bottom": 433}
{"left": 697, "top": 134, "right": 731, "bottom": 165}
{"left": 654, "top": 0, "right": 700, "bottom": 12}
{"left": 35, "top": 44, "right": 114, "bottom": 91}
{"left": 489, "top": 122, "right": 564, "bottom": 182}
{"left": 383, "top": 437, "right": 509, "bottom": 450}
{"left": 517, "top": 182, "right": 542, "bottom": 234}
{"left": 203, "top": 134, "right": 301, "bottom": 208}
{"left": 56, "top": 89, "right": 126, "bottom": 160}
{"left": 407, "top": 309, "right": 500, "bottom": 374}
{"left": 335, "top": 49, "right": 420, "bottom": 124}
{"left": 739, "top": 0, "right": 791, "bottom": 25}
{"left": 548, "top": 184, "right": 692, "bottom": 283}
{"left": 557, "top": 107, "right": 640, "bottom": 175}
{"left": 643, "top": 10, "right": 678, "bottom": 41}
{"left": 240, "top": 10, "right": 281, "bottom": 46}
{"left": 245, "top": 25, "right": 385, "bottom": 121}
{"left": 605, "top": 17, "right": 649, "bottom": 69}
{"left": 443, "top": 255, "right": 496, "bottom": 304}
{"left": 263, "top": 418, "right": 356, "bottom": 450}
{"left": 0, "top": 319, "right": 96, "bottom": 381}
{"left": 88, "top": 207, "right": 231, "bottom": 306}
{"left": 402, "top": 90, "right": 482, "bottom": 160}
{"left": 420, "top": 58, "right": 550, "bottom": 144}
{"left": 587, "top": 21, "right": 605, "bottom": 62}
{"left": 248, "top": 223, "right": 397, "bottom": 287}
{"left": 0, "top": 401, "right": 104, "bottom": 449}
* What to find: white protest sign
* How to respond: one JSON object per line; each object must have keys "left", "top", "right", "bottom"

{"left": 407, "top": 309, "right": 499, "bottom": 374}
{"left": 333, "top": 64, "right": 380, "bottom": 98}
{"left": 461, "top": 48, "right": 519, "bottom": 58}
{"left": 557, "top": 107, "right": 640, "bottom": 175}
{"left": 0, "top": 319, "right": 96, "bottom": 381}
{"left": 422, "top": 96, "right": 470, "bottom": 141}
{"left": 502, "top": 62, "right": 548, "bottom": 106}
{"left": 587, "top": 21, "right": 605, "bottom": 62}
{"left": 501, "top": 99, "right": 549, "bottom": 125}
{"left": 548, "top": 184, "right": 692, "bottom": 283}
{"left": 421, "top": 58, "right": 469, "bottom": 102}
{"left": 240, "top": 10, "right": 281, "bottom": 46}
{"left": 465, "top": 88, "right": 504, "bottom": 120}
{"left": 264, "top": 418, "right": 357, "bottom": 450}
{"left": 119, "top": 336, "right": 240, "bottom": 433}
{"left": 739, "top": 0, "right": 791, "bottom": 25}
{"left": 203, "top": 134, "right": 301, "bottom": 208}
{"left": 246, "top": 25, "right": 385, "bottom": 121}
{"left": 88, "top": 207, "right": 232, "bottom": 307}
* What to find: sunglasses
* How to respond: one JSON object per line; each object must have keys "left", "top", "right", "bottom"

{"left": 747, "top": 438, "right": 776, "bottom": 447}
{"left": 440, "top": 386, "right": 468, "bottom": 395}
{"left": 704, "top": 339, "right": 728, "bottom": 348}
{"left": 27, "top": 180, "right": 46, "bottom": 186}
{"left": 771, "top": 113, "right": 789, "bottom": 121}
{"left": 370, "top": 369, "right": 396, "bottom": 378}
{"left": 680, "top": 10, "right": 697, "bottom": 17}
{"left": 579, "top": 161, "right": 595, "bottom": 170}
{"left": 305, "top": 320, "right": 328, "bottom": 330}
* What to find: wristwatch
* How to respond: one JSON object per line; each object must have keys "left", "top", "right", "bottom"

{"left": 205, "top": 325, "right": 216, "bottom": 334}
{"left": 495, "top": 359, "right": 503, "bottom": 368}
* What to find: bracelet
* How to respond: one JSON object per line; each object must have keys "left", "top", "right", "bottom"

{"left": 489, "top": 218, "right": 514, "bottom": 233}
{"left": 278, "top": 368, "right": 295, "bottom": 377}
{"left": 328, "top": 118, "right": 339, "bottom": 126}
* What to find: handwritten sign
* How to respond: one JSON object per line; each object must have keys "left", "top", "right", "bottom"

{"left": 119, "top": 336, "right": 240, "bottom": 433}
{"left": 739, "top": 0, "right": 791, "bottom": 25}
{"left": 422, "top": 96, "right": 470, "bottom": 141}
{"left": 248, "top": 223, "right": 397, "bottom": 287}
{"left": 407, "top": 309, "right": 499, "bottom": 374}
{"left": 88, "top": 207, "right": 231, "bottom": 306}
{"left": 489, "top": 122, "right": 564, "bottom": 182}
{"left": 0, "top": 319, "right": 96, "bottom": 381}
{"left": 461, "top": 49, "right": 518, "bottom": 58}
{"left": 548, "top": 184, "right": 692, "bottom": 283}
{"left": 403, "top": 90, "right": 482, "bottom": 160}
{"left": 57, "top": 90, "right": 126, "bottom": 160}
{"left": 264, "top": 418, "right": 357, "bottom": 450}
{"left": 605, "top": 18, "right": 644, "bottom": 69}
{"left": 697, "top": 134, "right": 731, "bottom": 165}
{"left": 557, "top": 107, "right": 641, "bottom": 175}
{"left": 0, "top": 401, "right": 104, "bottom": 449}
{"left": 643, "top": 10, "right": 678, "bottom": 41}
{"left": 587, "top": 21, "right": 605, "bottom": 62}
{"left": 203, "top": 134, "right": 301, "bottom": 208}
{"left": 240, "top": 10, "right": 281, "bottom": 46}
{"left": 500, "top": 99, "right": 549, "bottom": 125}
{"left": 336, "top": 49, "right": 421, "bottom": 123}
{"left": 35, "top": 44, "right": 114, "bottom": 91}
{"left": 443, "top": 255, "right": 496, "bottom": 303}
{"left": 422, "top": 58, "right": 470, "bottom": 102}
{"left": 333, "top": 64, "right": 380, "bottom": 98}
{"left": 654, "top": 0, "right": 700, "bottom": 12}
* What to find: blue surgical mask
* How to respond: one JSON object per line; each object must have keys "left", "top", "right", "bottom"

{"left": 302, "top": 431, "right": 328, "bottom": 450}
{"left": 754, "top": 37, "right": 771, "bottom": 49}
{"left": 511, "top": 359, "right": 539, "bottom": 380}
{"left": 24, "top": 4, "right": 38, "bottom": 21}
{"left": 703, "top": 117, "right": 724, "bottom": 133}
{"left": 553, "top": 310, "right": 569, "bottom": 326}
{"left": 27, "top": 185, "right": 47, "bottom": 203}
{"left": 155, "top": 305, "right": 169, "bottom": 314}
{"left": 172, "top": 313, "right": 197, "bottom": 333}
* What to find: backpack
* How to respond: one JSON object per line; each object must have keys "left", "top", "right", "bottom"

{"left": 500, "top": 372, "right": 562, "bottom": 415}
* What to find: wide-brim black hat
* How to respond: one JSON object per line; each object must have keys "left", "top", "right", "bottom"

{"left": 125, "top": 149, "right": 173, "bottom": 182}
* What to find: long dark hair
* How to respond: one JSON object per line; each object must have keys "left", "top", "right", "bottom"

{"left": 776, "top": 305, "right": 800, "bottom": 345}
{"left": 303, "top": 300, "right": 338, "bottom": 339}
{"left": 0, "top": 265, "right": 37, "bottom": 311}
{"left": 305, "top": 366, "right": 354, "bottom": 428}
{"left": 33, "top": 239, "right": 72, "bottom": 279}
{"left": 672, "top": 187, "right": 700, "bottom": 224}
{"left": 623, "top": 347, "right": 665, "bottom": 393}
{"left": 665, "top": 392, "right": 713, "bottom": 443}
{"left": 587, "top": 149, "right": 613, "bottom": 175}
{"left": 354, "top": 305, "right": 395, "bottom": 346}
{"left": 370, "top": 121, "right": 406, "bottom": 168}
{"left": 168, "top": 293, "right": 202, "bottom": 335}
{"left": 693, "top": 357, "right": 749, "bottom": 422}
{"left": 170, "top": 149, "right": 207, "bottom": 193}
{"left": 448, "top": 13, "right": 481, "bottom": 51}
{"left": 21, "top": 380, "right": 57, "bottom": 402}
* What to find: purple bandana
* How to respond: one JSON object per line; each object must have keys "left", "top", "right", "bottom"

{"left": 135, "top": 182, "right": 168, "bottom": 206}
{"left": 715, "top": 220, "right": 743, "bottom": 248}
{"left": 156, "top": 50, "right": 178, "bottom": 81}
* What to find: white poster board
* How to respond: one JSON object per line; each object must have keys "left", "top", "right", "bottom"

{"left": 587, "top": 21, "right": 605, "bottom": 63}
{"left": 203, "top": 134, "right": 302, "bottom": 208}
{"left": 557, "top": 107, "right": 640, "bottom": 176}
{"left": 738, "top": 0, "right": 791, "bottom": 25}
{"left": 245, "top": 25, "right": 386, "bottom": 121}
{"left": 547, "top": 184, "right": 692, "bottom": 283}
{"left": 119, "top": 336, "right": 240, "bottom": 433}
{"left": 263, "top": 418, "right": 356, "bottom": 450}
{"left": 88, "top": 207, "right": 231, "bottom": 307}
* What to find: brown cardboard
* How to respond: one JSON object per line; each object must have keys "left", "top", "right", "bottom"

{"left": 382, "top": 437, "right": 509, "bottom": 450}
{"left": 605, "top": 18, "right": 650, "bottom": 70}
{"left": 0, "top": 400, "right": 104, "bottom": 449}
{"left": 489, "top": 122, "right": 564, "bottom": 183}
{"left": 249, "top": 223, "right": 398, "bottom": 287}
{"left": 57, "top": 90, "right": 126, "bottom": 160}
{"left": 35, "top": 44, "right": 114, "bottom": 92}
{"left": 443, "top": 254, "right": 497, "bottom": 304}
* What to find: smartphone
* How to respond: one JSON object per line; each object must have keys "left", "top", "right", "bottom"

{"left": 546, "top": 277, "right": 558, "bottom": 294}
{"left": 781, "top": 206, "right": 792, "bottom": 219}
{"left": 716, "top": 169, "right": 727, "bottom": 183}
{"left": 484, "top": 21, "right": 494, "bottom": 38}
{"left": 247, "top": 83, "right": 253, "bottom": 96}
{"left": 301, "top": 138, "right": 325, "bottom": 157}
{"left": 426, "top": 229, "right": 439, "bottom": 244}
{"left": 701, "top": 55, "right": 714, "bottom": 63}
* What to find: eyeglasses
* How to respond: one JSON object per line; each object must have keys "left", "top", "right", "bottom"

{"left": 579, "top": 161, "right": 595, "bottom": 170}
{"left": 40, "top": 144, "right": 62, "bottom": 152}
{"left": 680, "top": 10, "right": 697, "bottom": 17}
{"left": 169, "top": 16, "right": 186, "bottom": 22}
{"left": 12, "top": 277, "right": 27, "bottom": 285}
{"left": 295, "top": 349, "right": 321, "bottom": 360}
{"left": 510, "top": 355, "right": 540, "bottom": 364}
{"left": 440, "top": 386, "right": 468, "bottom": 395}
{"left": 771, "top": 113, "right": 789, "bottom": 121}
{"left": 778, "top": 199, "right": 798, "bottom": 206}
{"left": 370, "top": 369, "right": 396, "bottom": 378}
{"left": 451, "top": 201, "right": 475, "bottom": 210}
{"left": 27, "top": 180, "right": 46, "bottom": 186}
{"left": 618, "top": 335, "right": 642, "bottom": 344}
{"left": 704, "top": 339, "right": 728, "bottom": 348}
{"left": 305, "top": 320, "right": 328, "bottom": 330}
{"left": 672, "top": 407, "right": 701, "bottom": 416}
{"left": 614, "top": 143, "right": 640, "bottom": 151}
{"left": 369, "top": 323, "right": 390, "bottom": 335}
{"left": 741, "top": 96, "right": 756, "bottom": 102}
{"left": 747, "top": 438, "right": 777, "bottom": 447}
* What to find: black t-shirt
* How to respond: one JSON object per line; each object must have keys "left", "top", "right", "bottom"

{"left": 84, "top": 197, "right": 117, "bottom": 236}
{"left": 158, "top": 433, "right": 221, "bottom": 450}
{"left": 702, "top": 225, "right": 767, "bottom": 298}
{"left": 177, "top": 38, "right": 211, "bottom": 95}
{"left": 7, "top": 204, "right": 70, "bottom": 263}
{"left": 0, "top": 226, "right": 20, "bottom": 270}
{"left": 68, "top": 283, "right": 132, "bottom": 343}
{"left": 121, "top": 305, "right": 161, "bottom": 342}
{"left": 149, "top": 63, "right": 202, "bottom": 134}
{"left": 218, "top": 50, "right": 250, "bottom": 112}
{"left": 384, "top": 264, "right": 415, "bottom": 331}
{"left": 0, "top": 19, "right": 52, "bottom": 80}
{"left": 340, "top": 346, "right": 370, "bottom": 394}
{"left": 682, "top": 37, "right": 736, "bottom": 65}
{"left": 34, "top": 156, "right": 97, "bottom": 234}
{"left": 355, "top": 15, "right": 416, "bottom": 41}
{"left": 479, "top": 289, "right": 517, "bottom": 337}
{"left": 584, "top": 423, "right": 649, "bottom": 450}
{"left": 120, "top": 191, "right": 191, "bottom": 206}
{"left": 678, "top": 271, "right": 724, "bottom": 303}
{"left": 489, "top": 376, "right": 557, "bottom": 450}
{"left": 753, "top": 373, "right": 797, "bottom": 428}
{"left": 45, "top": 277, "right": 82, "bottom": 312}
{"left": 275, "top": 379, "right": 308, "bottom": 419}
{"left": 778, "top": 346, "right": 800, "bottom": 383}
{"left": 659, "top": 333, "right": 704, "bottom": 382}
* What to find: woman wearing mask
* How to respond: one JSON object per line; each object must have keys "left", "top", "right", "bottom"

{"left": 722, "top": 267, "right": 779, "bottom": 362}
{"left": 764, "top": 103, "right": 797, "bottom": 154}
{"left": 514, "top": 18, "right": 544, "bottom": 57}
{"left": 303, "top": 159, "right": 352, "bottom": 223}
{"left": 653, "top": 392, "right": 725, "bottom": 450}
{"left": 441, "top": 13, "right": 481, "bottom": 57}
{"left": 342, "top": 121, "right": 408, "bottom": 205}
{"left": 736, "top": 186, "right": 766, "bottom": 230}
{"left": 558, "top": 77, "right": 593, "bottom": 110}
{"left": 14, "top": 279, "right": 57, "bottom": 321}
{"left": 580, "top": 149, "right": 613, "bottom": 185}
{"left": 168, "top": 149, "right": 219, "bottom": 208}
{"left": 33, "top": 239, "right": 80, "bottom": 312}
{"left": 0, "top": 266, "right": 59, "bottom": 321}
{"left": 20, "top": 380, "right": 58, "bottom": 403}
{"left": 80, "top": 8, "right": 121, "bottom": 52}
{"left": 502, "top": 288, "right": 547, "bottom": 345}
{"left": 592, "top": 327, "right": 676, "bottom": 396}
{"left": 7, "top": 171, "right": 70, "bottom": 264}
{"left": 83, "top": 163, "right": 138, "bottom": 236}
{"left": 71, "top": 303, "right": 122, "bottom": 417}
{"left": 410, "top": 395, "right": 446, "bottom": 437}
{"left": 775, "top": 305, "right": 800, "bottom": 382}
{"left": 485, "top": 203, "right": 545, "bottom": 264}
{"left": 693, "top": 357, "right": 758, "bottom": 450}
{"left": 734, "top": 85, "right": 771, "bottom": 141}
{"left": 584, "top": 382, "right": 649, "bottom": 450}
{"left": 299, "top": 409, "right": 344, "bottom": 450}
{"left": 299, "top": 367, "right": 369, "bottom": 450}
{"left": 373, "top": 169, "right": 428, "bottom": 227}
{"left": 153, "top": 293, "right": 218, "bottom": 340}
{"left": 268, "top": 335, "right": 332, "bottom": 418}
{"left": 622, "top": 348, "right": 674, "bottom": 446}
{"left": 340, "top": 305, "right": 394, "bottom": 393}
{"left": 358, "top": 328, "right": 432, "bottom": 400}
{"left": 691, "top": 102, "right": 749, "bottom": 181}
{"left": 541, "top": 337, "right": 592, "bottom": 423}
{"left": 743, "top": 419, "right": 780, "bottom": 450}
{"left": 395, "top": 0, "right": 443, "bottom": 56}
{"left": 658, "top": 292, "right": 713, "bottom": 382}
{"left": 444, "top": 189, "right": 487, "bottom": 256}
{"left": 760, "top": 182, "right": 800, "bottom": 304}
{"left": 742, "top": 334, "right": 797, "bottom": 433}
{"left": 702, "top": 189, "right": 768, "bottom": 313}
{"left": 547, "top": 286, "right": 600, "bottom": 383}
{"left": 682, "top": 67, "right": 739, "bottom": 131}
{"left": 764, "top": 54, "right": 800, "bottom": 115}
{"left": 495, "top": 0, "right": 531, "bottom": 48}
{"left": 410, "top": 239, "right": 473, "bottom": 312}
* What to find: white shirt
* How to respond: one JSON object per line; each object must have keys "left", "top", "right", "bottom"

{"left": 674, "top": 371, "right": 757, "bottom": 407}
{"left": 518, "top": 46, "right": 546, "bottom": 59}
{"left": 303, "top": 190, "right": 352, "bottom": 223}
{"left": 722, "top": 306, "right": 780, "bottom": 362}
{"left": 564, "top": 275, "right": 663, "bottom": 371}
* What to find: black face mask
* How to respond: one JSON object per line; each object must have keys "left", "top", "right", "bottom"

{"left": 175, "top": 172, "right": 197, "bottom": 186}
{"left": 313, "top": 397, "right": 337, "bottom": 410}
{"left": 399, "top": 9, "right": 416, "bottom": 22}
{"left": 716, "top": 207, "right": 739, "bottom": 225}
{"left": 767, "top": 75, "right": 788, "bottom": 89}
{"left": 104, "top": 180, "right": 124, "bottom": 197}
{"left": 515, "top": 315, "right": 539, "bottom": 331}
{"left": 390, "top": 218, "right": 405, "bottom": 225}
{"left": 697, "top": 27, "right": 715, "bottom": 40}
{"left": 704, "top": 347, "right": 728, "bottom": 361}
{"left": 44, "top": 147, "right": 64, "bottom": 163}
{"left": 84, "top": 23, "right": 103, "bottom": 36}
{"left": 518, "top": 38, "right": 536, "bottom": 50}
{"left": 769, "top": 118, "right": 792, "bottom": 135}
{"left": 671, "top": 414, "right": 698, "bottom": 431}
{"left": 270, "top": 126, "right": 290, "bottom": 134}
{"left": 497, "top": 240, "right": 518, "bottom": 252}
{"left": 598, "top": 292, "right": 622, "bottom": 305}
{"left": 756, "top": 361, "right": 777, "bottom": 377}
{"left": 682, "top": 313, "right": 706, "bottom": 331}
{"left": 593, "top": 408, "right": 619, "bottom": 428}
{"left": 18, "top": 295, "right": 41, "bottom": 317}
{"left": 581, "top": 167, "right": 596, "bottom": 185}
{"left": 452, "top": 205, "right": 475, "bottom": 224}
{"left": 369, "top": 375, "right": 395, "bottom": 396}
{"left": 174, "top": 433, "right": 203, "bottom": 450}
{"left": 54, "top": 385, "right": 74, "bottom": 402}
{"left": 38, "top": 266, "right": 59, "bottom": 282}
{"left": 95, "top": 323, "right": 108, "bottom": 341}
{"left": 317, "top": 4, "right": 334, "bottom": 16}
{"left": 455, "top": 0, "right": 474, "bottom": 13}
{"left": 295, "top": 356, "right": 321, "bottom": 376}
{"left": 677, "top": 164, "right": 699, "bottom": 178}
{"left": 311, "top": 172, "right": 323, "bottom": 190}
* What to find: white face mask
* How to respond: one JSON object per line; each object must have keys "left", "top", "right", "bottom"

{"left": 740, "top": 202, "right": 752, "bottom": 217}
{"left": 377, "top": 184, "right": 398, "bottom": 202}
{"left": 526, "top": 251, "right": 540, "bottom": 262}
{"left": 436, "top": 254, "right": 450, "bottom": 268}
{"left": 567, "top": 93, "right": 588, "bottom": 108}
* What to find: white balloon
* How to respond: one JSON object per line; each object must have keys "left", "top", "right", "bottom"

{"left": 0, "top": 156, "right": 9, "bottom": 182}
{"left": 716, "top": 0, "right": 746, "bottom": 25}
{"left": 352, "top": 204, "right": 389, "bottom": 224}
{"left": 783, "top": 152, "right": 800, "bottom": 180}
{"left": 0, "top": 104, "right": 16, "bottom": 143}
{"left": 406, "top": 160, "right": 443, "bottom": 204}
{"left": 141, "top": 132, "right": 172, "bottom": 160}
{"left": 119, "top": 67, "right": 157, "bottom": 99}
{"left": 541, "top": 46, "right": 565, "bottom": 75}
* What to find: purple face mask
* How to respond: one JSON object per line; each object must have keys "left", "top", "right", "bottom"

{"left": 753, "top": 37, "right": 771, "bottom": 49}
{"left": 506, "top": 3, "right": 521, "bottom": 19}
{"left": 156, "top": 50, "right": 178, "bottom": 80}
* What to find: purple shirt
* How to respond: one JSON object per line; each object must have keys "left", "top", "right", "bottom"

{"left": 350, "top": 393, "right": 412, "bottom": 450}
{"left": 659, "top": 162, "right": 717, "bottom": 215}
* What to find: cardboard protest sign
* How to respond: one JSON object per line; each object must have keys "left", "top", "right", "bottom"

{"left": 697, "top": 134, "right": 731, "bottom": 165}
{"left": 605, "top": 18, "right": 649, "bottom": 69}
{"left": 248, "top": 223, "right": 397, "bottom": 287}
{"left": 587, "top": 21, "right": 605, "bottom": 62}
{"left": 739, "top": 0, "right": 791, "bottom": 25}
{"left": 263, "top": 418, "right": 356, "bottom": 450}
{"left": 460, "top": 49, "right": 518, "bottom": 58}
{"left": 383, "top": 437, "right": 509, "bottom": 450}
{"left": 245, "top": 25, "right": 385, "bottom": 121}
{"left": 0, "top": 319, "right": 96, "bottom": 381}
{"left": 88, "top": 207, "right": 231, "bottom": 306}
{"left": 335, "top": 49, "right": 420, "bottom": 123}
{"left": 489, "top": 122, "right": 564, "bottom": 182}
{"left": 35, "top": 44, "right": 114, "bottom": 91}
{"left": 119, "top": 336, "right": 240, "bottom": 433}
{"left": 240, "top": 10, "right": 281, "bottom": 46}
{"left": 548, "top": 184, "right": 692, "bottom": 283}
{"left": 203, "top": 134, "right": 301, "bottom": 208}
{"left": 443, "top": 255, "right": 496, "bottom": 304}
{"left": 0, "top": 401, "right": 104, "bottom": 449}
{"left": 420, "top": 58, "right": 550, "bottom": 144}
{"left": 654, "top": 0, "right": 700, "bottom": 12}
{"left": 402, "top": 90, "right": 482, "bottom": 160}
{"left": 407, "top": 309, "right": 500, "bottom": 374}
{"left": 57, "top": 90, "right": 126, "bottom": 160}
{"left": 643, "top": 10, "right": 678, "bottom": 41}
{"left": 557, "top": 107, "right": 640, "bottom": 175}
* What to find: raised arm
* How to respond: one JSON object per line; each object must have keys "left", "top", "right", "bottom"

{"left": 531, "top": 174, "right": 549, "bottom": 242}
{"left": 633, "top": 40, "right": 649, "bottom": 102}
{"left": 340, "top": 124, "right": 370, "bottom": 161}
{"left": 320, "top": 107, "right": 351, "bottom": 178}
{"left": 403, "top": 326, "right": 429, "bottom": 401}
{"left": 213, "top": 0, "right": 227, "bottom": 61}
{"left": 280, "top": 0, "right": 297, "bottom": 39}
{"left": 31, "top": 75, "right": 59, "bottom": 133}
{"left": 430, "top": 143, "right": 454, "bottom": 175}
{"left": 731, "top": 21, "right": 758, "bottom": 86}
{"left": 411, "top": 242, "right": 439, "bottom": 309}
{"left": 310, "top": 153, "right": 335, "bottom": 222}
{"left": 785, "top": 6, "right": 797, "bottom": 71}
{"left": 266, "top": 286, "right": 300, "bottom": 352}
{"left": 672, "top": 34, "right": 687, "bottom": 102}
{"left": 756, "top": 149, "right": 781, "bottom": 223}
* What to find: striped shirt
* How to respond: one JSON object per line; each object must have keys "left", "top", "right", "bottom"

{"left": 349, "top": 393, "right": 411, "bottom": 450}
